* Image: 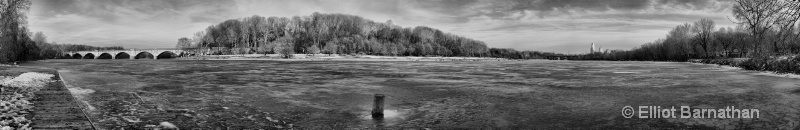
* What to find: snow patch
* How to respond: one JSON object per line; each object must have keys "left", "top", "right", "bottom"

{"left": 714, "top": 65, "right": 742, "bottom": 71}
{"left": 0, "top": 72, "right": 55, "bottom": 89}
{"left": 68, "top": 87, "right": 96, "bottom": 95}
{"left": 382, "top": 110, "right": 401, "bottom": 118}
{"left": 360, "top": 109, "right": 406, "bottom": 120}
{"left": 752, "top": 72, "right": 800, "bottom": 80}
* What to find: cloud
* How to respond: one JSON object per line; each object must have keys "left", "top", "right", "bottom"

{"left": 424, "top": 0, "right": 736, "bottom": 53}
{"left": 29, "top": 0, "right": 233, "bottom": 48}
{"left": 28, "top": 0, "right": 736, "bottom": 53}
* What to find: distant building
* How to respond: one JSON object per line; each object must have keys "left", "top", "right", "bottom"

{"left": 589, "top": 43, "right": 607, "bottom": 54}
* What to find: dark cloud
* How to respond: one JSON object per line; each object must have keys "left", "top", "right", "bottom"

{"left": 412, "top": 0, "right": 480, "bottom": 15}
{"left": 403, "top": 0, "right": 731, "bottom": 21}
{"left": 32, "top": 0, "right": 236, "bottom": 23}
{"left": 479, "top": 20, "right": 675, "bottom": 32}
{"left": 33, "top": 0, "right": 116, "bottom": 21}
{"left": 523, "top": 0, "right": 652, "bottom": 11}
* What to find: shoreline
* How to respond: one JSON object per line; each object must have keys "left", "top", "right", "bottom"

{"left": 177, "top": 54, "right": 529, "bottom": 61}
{"left": 689, "top": 58, "right": 800, "bottom": 80}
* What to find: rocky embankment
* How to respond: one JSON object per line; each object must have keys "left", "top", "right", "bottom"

{"left": 1, "top": 71, "right": 60, "bottom": 129}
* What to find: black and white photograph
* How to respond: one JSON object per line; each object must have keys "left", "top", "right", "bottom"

{"left": 1, "top": 0, "right": 799, "bottom": 129}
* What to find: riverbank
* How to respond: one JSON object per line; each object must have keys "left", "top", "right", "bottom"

{"left": 177, "top": 54, "right": 522, "bottom": 61}
{"left": 0, "top": 67, "right": 58, "bottom": 129}
{"left": 689, "top": 56, "right": 800, "bottom": 75}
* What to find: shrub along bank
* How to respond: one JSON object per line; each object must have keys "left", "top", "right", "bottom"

{"left": 692, "top": 56, "right": 800, "bottom": 75}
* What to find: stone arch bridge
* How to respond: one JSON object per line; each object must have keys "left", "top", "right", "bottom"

{"left": 65, "top": 49, "right": 185, "bottom": 59}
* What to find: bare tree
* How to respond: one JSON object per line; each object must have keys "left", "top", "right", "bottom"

{"left": 323, "top": 42, "right": 338, "bottom": 55}
{"left": 0, "top": 0, "right": 33, "bottom": 62}
{"left": 772, "top": 0, "right": 800, "bottom": 54}
{"left": 692, "top": 18, "right": 715, "bottom": 58}
{"left": 311, "top": 12, "right": 330, "bottom": 52}
{"left": 192, "top": 31, "right": 205, "bottom": 48}
{"left": 732, "top": 0, "right": 784, "bottom": 55}
{"left": 32, "top": 31, "right": 46, "bottom": 44}
{"left": 714, "top": 28, "right": 733, "bottom": 57}
{"left": 665, "top": 23, "right": 694, "bottom": 59}
{"left": 176, "top": 37, "right": 192, "bottom": 49}
{"left": 274, "top": 37, "right": 295, "bottom": 58}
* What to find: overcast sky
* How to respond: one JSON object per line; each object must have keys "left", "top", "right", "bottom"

{"left": 28, "top": 0, "right": 735, "bottom": 53}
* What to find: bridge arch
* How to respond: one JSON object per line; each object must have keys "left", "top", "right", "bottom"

{"left": 83, "top": 53, "right": 96, "bottom": 59}
{"left": 70, "top": 49, "right": 184, "bottom": 60}
{"left": 97, "top": 53, "right": 113, "bottom": 59}
{"left": 115, "top": 52, "right": 131, "bottom": 59}
{"left": 64, "top": 54, "right": 72, "bottom": 59}
{"left": 134, "top": 52, "right": 154, "bottom": 59}
{"left": 156, "top": 51, "right": 178, "bottom": 59}
{"left": 72, "top": 54, "right": 82, "bottom": 59}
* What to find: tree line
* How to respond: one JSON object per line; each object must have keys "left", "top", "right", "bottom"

{"left": 32, "top": 32, "right": 125, "bottom": 58}
{"left": 0, "top": 0, "right": 124, "bottom": 63}
{"left": 578, "top": 0, "right": 800, "bottom": 61}
{"left": 181, "top": 12, "right": 555, "bottom": 59}
{"left": 0, "top": 0, "right": 38, "bottom": 62}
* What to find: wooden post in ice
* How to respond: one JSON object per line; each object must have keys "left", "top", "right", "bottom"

{"left": 372, "top": 94, "right": 385, "bottom": 119}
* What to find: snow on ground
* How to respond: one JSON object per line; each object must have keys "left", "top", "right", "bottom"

{"left": 699, "top": 63, "right": 800, "bottom": 80}
{"left": 716, "top": 65, "right": 742, "bottom": 71}
{"left": 0, "top": 72, "right": 54, "bottom": 89}
{"left": 752, "top": 72, "right": 800, "bottom": 80}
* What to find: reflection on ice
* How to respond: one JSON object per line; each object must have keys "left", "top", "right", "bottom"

{"left": 382, "top": 110, "right": 401, "bottom": 118}
{"left": 362, "top": 109, "right": 405, "bottom": 120}
{"left": 362, "top": 109, "right": 408, "bottom": 127}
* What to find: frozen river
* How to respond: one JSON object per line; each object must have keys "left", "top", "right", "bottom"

{"left": 21, "top": 59, "right": 800, "bottom": 129}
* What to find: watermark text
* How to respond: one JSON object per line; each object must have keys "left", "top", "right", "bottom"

{"left": 621, "top": 106, "right": 759, "bottom": 119}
